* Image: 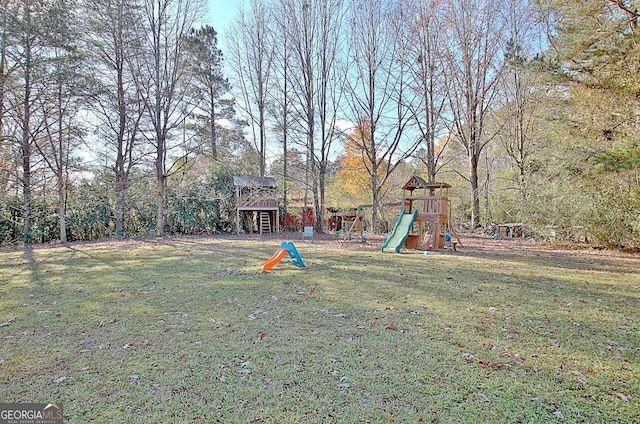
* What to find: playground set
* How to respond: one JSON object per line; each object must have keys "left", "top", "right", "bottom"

{"left": 382, "top": 176, "right": 459, "bottom": 253}
{"left": 327, "top": 206, "right": 367, "bottom": 242}
{"left": 249, "top": 174, "right": 459, "bottom": 269}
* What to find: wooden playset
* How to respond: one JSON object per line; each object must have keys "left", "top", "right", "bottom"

{"left": 383, "top": 175, "right": 458, "bottom": 252}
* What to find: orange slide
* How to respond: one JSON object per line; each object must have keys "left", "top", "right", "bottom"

{"left": 260, "top": 247, "right": 288, "bottom": 271}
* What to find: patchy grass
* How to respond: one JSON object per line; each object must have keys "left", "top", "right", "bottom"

{"left": 0, "top": 236, "right": 638, "bottom": 423}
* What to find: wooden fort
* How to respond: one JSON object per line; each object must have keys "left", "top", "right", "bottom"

{"left": 233, "top": 176, "right": 279, "bottom": 235}
{"left": 402, "top": 176, "right": 451, "bottom": 250}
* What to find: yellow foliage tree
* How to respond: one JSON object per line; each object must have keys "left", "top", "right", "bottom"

{"left": 332, "top": 121, "right": 391, "bottom": 208}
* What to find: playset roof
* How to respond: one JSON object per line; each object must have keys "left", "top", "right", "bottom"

{"left": 233, "top": 176, "right": 277, "bottom": 188}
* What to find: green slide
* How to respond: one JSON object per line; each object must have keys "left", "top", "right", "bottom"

{"left": 381, "top": 209, "right": 418, "bottom": 253}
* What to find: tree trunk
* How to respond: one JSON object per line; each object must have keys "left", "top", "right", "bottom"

{"left": 21, "top": 39, "right": 32, "bottom": 244}
{"left": 210, "top": 87, "right": 217, "bottom": 161}
{"left": 469, "top": 153, "right": 480, "bottom": 228}
{"left": 156, "top": 138, "right": 166, "bottom": 237}
{"left": 21, "top": 132, "right": 31, "bottom": 243}
{"left": 58, "top": 177, "right": 67, "bottom": 244}
{"left": 115, "top": 170, "right": 127, "bottom": 237}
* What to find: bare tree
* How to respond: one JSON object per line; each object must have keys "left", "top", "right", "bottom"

{"left": 275, "top": 0, "right": 346, "bottom": 233}
{"left": 279, "top": 0, "right": 316, "bottom": 218}
{"left": 32, "top": 0, "right": 84, "bottom": 244}
{"left": 442, "top": 0, "right": 507, "bottom": 228}
{"left": 226, "top": 0, "right": 273, "bottom": 177}
{"left": 5, "top": 0, "right": 54, "bottom": 243}
{"left": 84, "top": 0, "right": 147, "bottom": 238}
{"left": 0, "top": 0, "right": 12, "bottom": 139}
{"left": 499, "top": 0, "right": 543, "bottom": 218}
{"left": 406, "top": 0, "right": 449, "bottom": 183}
{"left": 139, "top": 0, "right": 205, "bottom": 236}
{"left": 267, "top": 0, "right": 293, "bottom": 211}
{"left": 313, "top": 0, "right": 347, "bottom": 233}
{"left": 345, "top": 0, "right": 420, "bottom": 231}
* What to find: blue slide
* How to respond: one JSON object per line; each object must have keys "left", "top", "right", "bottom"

{"left": 281, "top": 241, "right": 305, "bottom": 267}
{"left": 381, "top": 209, "right": 418, "bottom": 253}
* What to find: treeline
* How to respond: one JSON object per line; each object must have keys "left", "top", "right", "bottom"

{"left": 1, "top": 0, "right": 639, "bottom": 248}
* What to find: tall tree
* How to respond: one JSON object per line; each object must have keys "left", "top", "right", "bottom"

{"left": 498, "top": 0, "right": 544, "bottom": 220}
{"left": 0, "top": 0, "right": 13, "bottom": 140}
{"left": 442, "top": 0, "right": 507, "bottom": 228}
{"left": 33, "top": 0, "right": 84, "bottom": 244}
{"left": 276, "top": 0, "right": 346, "bottom": 233}
{"left": 312, "top": 0, "right": 346, "bottom": 234}
{"left": 267, "top": 0, "right": 293, "bottom": 212}
{"left": 6, "top": 0, "right": 54, "bottom": 243}
{"left": 184, "top": 25, "right": 234, "bottom": 162}
{"left": 345, "top": 0, "right": 420, "bottom": 232}
{"left": 407, "top": 0, "right": 449, "bottom": 183}
{"left": 226, "top": 0, "right": 273, "bottom": 177}
{"left": 335, "top": 121, "right": 389, "bottom": 207}
{"left": 139, "top": 0, "right": 204, "bottom": 236}
{"left": 85, "top": 0, "right": 147, "bottom": 238}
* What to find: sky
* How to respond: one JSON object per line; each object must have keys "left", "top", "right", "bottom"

{"left": 206, "top": 0, "right": 242, "bottom": 35}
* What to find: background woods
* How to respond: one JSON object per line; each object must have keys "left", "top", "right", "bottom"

{"left": 0, "top": 0, "right": 638, "bottom": 248}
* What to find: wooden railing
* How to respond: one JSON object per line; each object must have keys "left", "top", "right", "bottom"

{"left": 237, "top": 197, "right": 279, "bottom": 209}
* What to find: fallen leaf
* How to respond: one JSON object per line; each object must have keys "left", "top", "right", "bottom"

{"left": 461, "top": 353, "right": 477, "bottom": 362}
{"left": 478, "top": 359, "right": 508, "bottom": 370}
{"left": 53, "top": 376, "right": 68, "bottom": 384}
{"left": 552, "top": 410, "right": 564, "bottom": 420}
{"left": 383, "top": 414, "right": 395, "bottom": 422}
{"left": 477, "top": 392, "right": 490, "bottom": 402}
{"left": 614, "top": 392, "right": 630, "bottom": 402}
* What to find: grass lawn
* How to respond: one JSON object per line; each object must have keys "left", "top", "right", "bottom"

{"left": 0, "top": 235, "right": 638, "bottom": 423}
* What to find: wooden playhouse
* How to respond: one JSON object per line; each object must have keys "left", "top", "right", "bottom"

{"left": 233, "top": 176, "right": 279, "bottom": 235}
{"left": 401, "top": 176, "right": 452, "bottom": 250}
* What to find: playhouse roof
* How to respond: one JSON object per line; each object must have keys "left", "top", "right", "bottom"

{"left": 402, "top": 175, "right": 429, "bottom": 191}
{"left": 233, "top": 176, "right": 277, "bottom": 188}
{"left": 402, "top": 176, "right": 452, "bottom": 191}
